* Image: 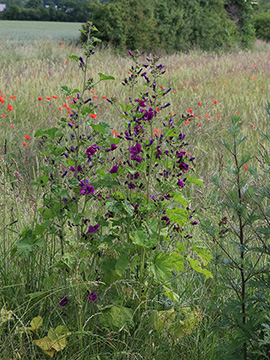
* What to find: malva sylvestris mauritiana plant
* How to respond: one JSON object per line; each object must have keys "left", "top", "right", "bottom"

{"left": 13, "top": 22, "right": 212, "bottom": 353}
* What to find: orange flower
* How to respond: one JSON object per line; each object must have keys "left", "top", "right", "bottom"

{"left": 153, "top": 128, "right": 162, "bottom": 137}
{"left": 90, "top": 114, "right": 97, "bottom": 119}
{"left": 90, "top": 90, "right": 95, "bottom": 93}
{"left": 112, "top": 130, "right": 119, "bottom": 137}
{"left": 156, "top": 107, "right": 160, "bottom": 111}
{"left": 102, "top": 96, "right": 106, "bottom": 99}
{"left": 244, "top": 165, "right": 248, "bottom": 170}
{"left": 25, "top": 135, "right": 31, "bottom": 140}
{"left": 22, "top": 142, "right": 29, "bottom": 146}
{"left": 93, "top": 95, "right": 98, "bottom": 98}
{"left": 7, "top": 105, "right": 13, "bottom": 111}
{"left": 250, "top": 76, "right": 254, "bottom": 80}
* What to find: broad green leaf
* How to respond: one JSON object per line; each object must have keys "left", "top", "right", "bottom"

{"left": 171, "top": 252, "right": 185, "bottom": 272}
{"left": 91, "top": 123, "right": 107, "bottom": 134}
{"left": 173, "top": 192, "right": 189, "bottom": 207}
{"left": 33, "top": 336, "right": 54, "bottom": 352}
{"left": 130, "top": 230, "right": 158, "bottom": 248}
{"left": 166, "top": 208, "right": 187, "bottom": 226}
{"left": 33, "top": 224, "right": 46, "bottom": 236}
{"left": 163, "top": 287, "right": 180, "bottom": 302}
{"left": 187, "top": 257, "right": 212, "bottom": 279}
{"left": 60, "top": 85, "right": 71, "bottom": 95}
{"left": 119, "top": 103, "right": 133, "bottom": 112}
{"left": 150, "top": 254, "right": 174, "bottom": 281}
{"left": 69, "top": 55, "right": 79, "bottom": 61}
{"left": 98, "top": 73, "right": 115, "bottom": 81}
{"left": 115, "top": 254, "right": 129, "bottom": 272}
{"left": 99, "top": 306, "right": 133, "bottom": 331}
{"left": 30, "top": 316, "right": 43, "bottom": 331}
{"left": 185, "top": 175, "right": 203, "bottom": 186}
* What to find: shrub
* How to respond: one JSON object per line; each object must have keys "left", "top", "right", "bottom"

{"left": 254, "top": 11, "right": 270, "bottom": 41}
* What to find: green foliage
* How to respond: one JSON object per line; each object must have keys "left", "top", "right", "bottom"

{"left": 254, "top": 10, "right": 270, "bottom": 41}
{"left": 85, "top": 0, "right": 241, "bottom": 52}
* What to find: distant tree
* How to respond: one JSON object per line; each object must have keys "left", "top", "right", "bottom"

{"left": 25, "top": 0, "right": 43, "bottom": 8}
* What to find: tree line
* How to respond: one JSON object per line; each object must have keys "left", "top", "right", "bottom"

{"left": 1, "top": 0, "right": 270, "bottom": 50}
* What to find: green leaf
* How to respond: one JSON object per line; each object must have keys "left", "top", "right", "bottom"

{"left": 99, "top": 306, "right": 133, "bottom": 331}
{"left": 150, "top": 254, "right": 174, "bottom": 281}
{"left": 185, "top": 175, "right": 203, "bottom": 186}
{"left": 166, "top": 208, "right": 188, "bottom": 226}
{"left": 30, "top": 316, "right": 43, "bottom": 331}
{"left": 98, "top": 73, "right": 115, "bottom": 81}
{"left": 122, "top": 200, "right": 134, "bottom": 216}
{"left": 91, "top": 123, "right": 107, "bottom": 134}
{"left": 60, "top": 86, "right": 71, "bottom": 95}
{"left": 69, "top": 55, "right": 79, "bottom": 61}
{"left": 173, "top": 192, "right": 189, "bottom": 207}
{"left": 115, "top": 254, "right": 129, "bottom": 272}
{"left": 187, "top": 257, "right": 212, "bottom": 279}
{"left": 119, "top": 103, "right": 133, "bottom": 112}
{"left": 171, "top": 252, "right": 185, "bottom": 272}
{"left": 33, "top": 224, "right": 46, "bottom": 236}
{"left": 130, "top": 229, "right": 158, "bottom": 248}
{"left": 34, "top": 127, "right": 63, "bottom": 139}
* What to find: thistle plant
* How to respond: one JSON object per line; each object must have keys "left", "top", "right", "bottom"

{"left": 201, "top": 113, "right": 270, "bottom": 360}
{"left": 11, "top": 22, "right": 210, "bottom": 357}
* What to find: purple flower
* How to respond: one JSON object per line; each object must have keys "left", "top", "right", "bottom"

{"left": 110, "top": 165, "right": 119, "bottom": 174}
{"left": 177, "top": 179, "right": 184, "bottom": 187}
{"left": 59, "top": 296, "right": 68, "bottom": 307}
{"left": 77, "top": 165, "right": 83, "bottom": 172}
{"left": 87, "top": 290, "right": 98, "bottom": 302}
{"left": 130, "top": 143, "right": 142, "bottom": 160}
{"left": 79, "top": 179, "right": 95, "bottom": 195}
{"left": 128, "top": 182, "right": 136, "bottom": 189}
{"left": 86, "top": 147, "right": 96, "bottom": 156}
{"left": 87, "top": 224, "right": 100, "bottom": 234}
{"left": 69, "top": 166, "right": 75, "bottom": 172}
{"left": 136, "top": 99, "right": 147, "bottom": 107}
{"left": 110, "top": 143, "right": 117, "bottom": 150}
{"left": 80, "top": 185, "right": 95, "bottom": 195}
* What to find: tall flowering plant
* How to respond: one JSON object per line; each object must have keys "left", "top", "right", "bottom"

{"left": 22, "top": 22, "right": 210, "bottom": 343}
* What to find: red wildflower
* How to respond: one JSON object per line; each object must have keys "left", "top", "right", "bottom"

{"left": 47, "top": 97, "right": 51, "bottom": 100}
{"left": 112, "top": 130, "right": 119, "bottom": 137}
{"left": 212, "top": 100, "right": 218, "bottom": 105}
{"left": 250, "top": 76, "right": 254, "bottom": 80}
{"left": 153, "top": 128, "right": 162, "bottom": 137}
{"left": 7, "top": 105, "right": 13, "bottom": 111}
{"left": 90, "top": 114, "right": 97, "bottom": 119}
{"left": 38, "top": 97, "right": 42, "bottom": 101}
{"left": 52, "top": 95, "right": 58, "bottom": 99}
{"left": 198, "top": 101, "right": 202, "bottom": 106}
{"left": 90, "top": 90, "right": 95, "bottom": 93}
{"left": 205, "top": 114, "right": 210, "bottom": 118}
{"left": 244, "top": 165, "right": 248, "bottom": 170}
{"left": 187, "top": 109, "right": 193, "bottom": 114}
{"left": 25, "top": 135, "right": 31, "bottom": 140}
{"left": 0, "top": 97, "right": 4, "bottom": 103}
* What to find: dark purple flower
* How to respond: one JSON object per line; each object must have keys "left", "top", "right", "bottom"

{"left": 110, "top": 143, "right": 117, "bottom": 150}
{"left": 77, "top": 165, "right": 83, "bottom": 172}
{"left": 80, "top": 185, "right": 95, "bottom": 195}
{"left": 69, "top": 166, "right": 75, "bottom": 172}
{"left": 110, "top": 165, "right": 119, "bottom": 174}
{"left": 59, "top": 296, "right": 68, "bottom": 306}
{"left": 87, "top": 224, "right": 100, "bottom": 234}
{"left": 136, "top": 99, "right": 147, "bottom": 107}
{"left": 130, "top": 143, "right": 141, "bottom": 157}
{"left": 87, "top": 290, "right": 98, "bottom": 302}
{"left": 86, "top": 147, "right": 96, "bottom": 156}
{"left": 177, "top": 179, "right": 184, "bottom": 187}
{"left": 128, "top": 182, "right": 136, "bottom": 189}
{"left": 61, "top": 170, "right": 68, "bottom": 177}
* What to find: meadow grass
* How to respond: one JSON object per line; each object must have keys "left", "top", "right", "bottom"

{"left": 0, "top": 26, "right": 270, "bottom": 359}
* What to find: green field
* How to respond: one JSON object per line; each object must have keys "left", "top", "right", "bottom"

{"left": 0, "top": 22, "right": 270, "bottom": 360}
{"left": 0, "top": 20, "right": 82, "bottom": 42}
